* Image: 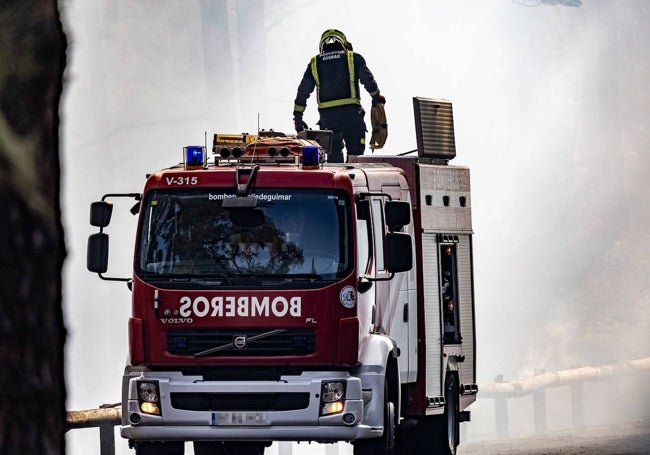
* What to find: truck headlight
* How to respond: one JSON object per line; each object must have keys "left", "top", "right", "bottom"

{"left": 137, "top": 381, "right": 161, "bottom": 415}
{"left": 320, "top": 381, "right": 346, "bottom": 415}
{"left": 321, "top": 381, "right": 345, "bottom": 402}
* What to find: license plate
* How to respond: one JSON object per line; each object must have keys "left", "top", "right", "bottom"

{"left": 211, "top": 411, "right": 269, "bottom": 426}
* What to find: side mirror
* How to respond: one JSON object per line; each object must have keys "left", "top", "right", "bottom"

{"left": 87, "top": 233, "right": 109, "bottom": 273}
{"left": 90, "top": 201, "right": 113, "bottom": 227}
{"left": 385, "top": 201, "right": 410, "bottom": 230}
{"left": 385, "top": 232, "right": 412, "bottom": 274}
{"left": 87, "top": 193, "right": 139, "bottom": 283}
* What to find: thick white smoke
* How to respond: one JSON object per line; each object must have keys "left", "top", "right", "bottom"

{"left": 61, "top": 1, "right": 649, "bottom": 452}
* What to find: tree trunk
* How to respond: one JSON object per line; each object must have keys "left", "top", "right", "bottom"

{"left": 0, "top": 1, "right": 67, "bottom": 454}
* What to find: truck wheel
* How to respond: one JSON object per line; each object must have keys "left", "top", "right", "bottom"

{"left": 353, "top": 380, "right": 396, "bottom": 455}
{"left": 433, "top": 373, "right": 460, "bottom": 455}
{"left": 394, "top": 373, "right": 459, "bottom": 455}
{"left": 193, "top": 441, "right": 225, "bottom": 455}
{"left": 395, "top": 374, "right": 460, "bottom": 455}
{"left": 134, "top": 441, "right": 184, "bottom": 455}
{"left": 193, "top": 441, "right": 266, "bottom": 455}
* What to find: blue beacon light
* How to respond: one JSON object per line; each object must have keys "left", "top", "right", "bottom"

{"left": 302, "top": 145, "right": 320, "bottom": 169}
{"left": 184, "top": 145, "right": 205, "bottom": 169}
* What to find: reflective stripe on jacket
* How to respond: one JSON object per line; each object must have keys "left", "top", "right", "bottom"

{"left": 311, "top": 50, "right": 358, "bottom": 108}
{"left": 294, "top": 50, "right": 379, "bottom": 113}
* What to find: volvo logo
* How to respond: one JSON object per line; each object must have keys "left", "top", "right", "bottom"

{"left": 194, "top": 329, "right": 286, "bottom": 357}
{"left": 233, "top": 335, "right": 247, "bottom": 349}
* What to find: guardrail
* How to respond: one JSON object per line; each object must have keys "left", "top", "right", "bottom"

{"left": 66, "top": 403, "right": 121, "bottom": 455}
{"left": 66, "top": 357, "right": 650, "bottom": 454}
{"left": 478, "top": 357, "right": 650, "bottom": 439}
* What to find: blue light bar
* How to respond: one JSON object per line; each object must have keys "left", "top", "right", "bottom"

{"left": 302, "top": 145, "right": 320, "bottom": 169}
{"left": 184, "top": 145, "right": 205, "bottom": 169}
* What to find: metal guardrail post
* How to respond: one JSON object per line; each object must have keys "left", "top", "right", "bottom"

{"left": 532, "top": 388, "right": 547, "bottom": 433}
{"left": 494, "top": 374, "right": 509, "bottom": 439}
{"left": 98, "top": 403, "right": 119, "bottom": 455}
{"left": 99, "top": 421, "right": 116, "bottom": 455}
{"left": 607, "top": 371, "right": 621, "bottom": 423}
{"left": 532, "top": 369, "right": 547, "bottom": 433}
{"left": 570, "top": 380, "right": 584, "bottom": 427}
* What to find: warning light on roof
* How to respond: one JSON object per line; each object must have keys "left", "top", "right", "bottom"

{"left": 302, "top": 145, "right": 320, "bottom": 169}
{"left": 184, "top": 145, "right": 206, "bottom": 169}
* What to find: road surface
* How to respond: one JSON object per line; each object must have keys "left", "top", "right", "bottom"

{"left": 458, "top": 420, "right": 650, "bottom": 455}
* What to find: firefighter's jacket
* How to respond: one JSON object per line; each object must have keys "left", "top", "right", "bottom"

{"left": 294, "top": 50, "right": 380, "bottom": 114}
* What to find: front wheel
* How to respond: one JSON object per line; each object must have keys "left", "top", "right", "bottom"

{"left": 134, "top": 441, "right": 184, "bottom": 455}
{"left": 193, "top": 441, "right": 266, "bottom": 455}
{"left": 353, "top": 380, "right": 396, "bottom": 455}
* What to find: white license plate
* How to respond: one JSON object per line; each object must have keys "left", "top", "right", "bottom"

{"left": 211, "top": 411, "right": 269, "bottom": 426}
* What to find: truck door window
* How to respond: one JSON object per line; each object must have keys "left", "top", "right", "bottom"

{"left": 355, "top": 200, "right": 371, "bottom": 275}
{"left": 440, "top": 241, "right": 461, "bottom": 344}
{"left": 371, "top": 199, "right": 385, "bottom": 271}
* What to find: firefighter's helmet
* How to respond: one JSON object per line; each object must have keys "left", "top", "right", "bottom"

{"left": 319, "top": 29, "right": 347, "bottom": 53}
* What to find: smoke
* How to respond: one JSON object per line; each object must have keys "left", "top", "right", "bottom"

{"left": 61, "top": 0, "right": 650, "bottom": 452}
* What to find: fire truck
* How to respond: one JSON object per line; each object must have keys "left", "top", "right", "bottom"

{"left": 87, "top": 97, "right": 477, "bottom": 455}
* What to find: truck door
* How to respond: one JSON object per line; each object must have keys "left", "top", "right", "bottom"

{"left": 373, "top": 186, "right": 417, "bottom": 384}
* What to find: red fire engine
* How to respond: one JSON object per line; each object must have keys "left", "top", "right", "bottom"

{"left": 87, "top": 97, "right": 477, "bottom": 455}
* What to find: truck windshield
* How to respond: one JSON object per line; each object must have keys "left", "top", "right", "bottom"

{"left": 137, "top": 188, "right": 350, "bottom": 282}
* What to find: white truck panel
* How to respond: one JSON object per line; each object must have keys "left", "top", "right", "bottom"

{"left": 422, "top": 232, "right": 442, "bottom": 400}
{"left": 418, "top": 166, "right": 472, "bottom": 233}
{"left": 457, "top": 235, "right": 476, "bottom": 389}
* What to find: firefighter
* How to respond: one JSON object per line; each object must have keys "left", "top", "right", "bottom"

{"left": 293, "top": 29, "right": 385, "bottom": 163}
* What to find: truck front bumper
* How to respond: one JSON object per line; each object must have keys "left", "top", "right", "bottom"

{"left": 121, "top": 368, "right": 381, "bottom": 443}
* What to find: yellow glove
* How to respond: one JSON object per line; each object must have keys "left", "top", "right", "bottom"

{"left": 369, "top": 103, "right": 388, "bottom": 150}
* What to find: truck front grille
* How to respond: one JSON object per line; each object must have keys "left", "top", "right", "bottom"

{"left": 170, "top": 392, "right": 310, "bottom": 411}
{"left": 166, "top": 328, "right": 316, "bottom": 357}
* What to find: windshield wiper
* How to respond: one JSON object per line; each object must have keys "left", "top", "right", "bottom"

{"left": 197, "top": 273, "right": 231, "bottom": 285}
{"left": 193, "top": 329, "right": 287, "bottom": 357}
{"left": 143, "top": 272, "right": 327, "bottom": 286}
{"left": 270, "top": 273, "right": 325, "bottom": 281}
{"left": 143, "top": 274, "right": 231, "bottom": 286}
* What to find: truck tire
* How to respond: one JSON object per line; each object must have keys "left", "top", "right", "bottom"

{"left": 433, "top": 372, "right": 460, "bottom": 455}
{"left": 394, "top": 373, "right": 459, "bottom": 455}
{"left": 193, "top": 441, "right": 225, "bottom": 455}
{"left": 353, "top": 380, "right": 396, "bottom": 455}
{"left": 193, "top": 441, "right": 266, "bottom": 455}
{"left": 134, "top": 441, "right": 184, "bottom": 455}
